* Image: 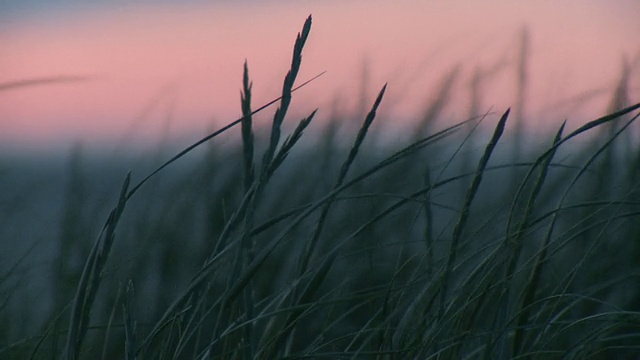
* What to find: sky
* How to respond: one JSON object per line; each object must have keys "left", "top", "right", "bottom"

{"left": 1, "top": 0, "right": 639, "bottom": 153}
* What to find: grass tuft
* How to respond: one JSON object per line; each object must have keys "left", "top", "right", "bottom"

{"left": 3, "top": 14, "right": 640, "bottom": 360}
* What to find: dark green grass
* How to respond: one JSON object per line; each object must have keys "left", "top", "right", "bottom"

{"left": 2, "top": 15, "right": 640, "bottom": 359}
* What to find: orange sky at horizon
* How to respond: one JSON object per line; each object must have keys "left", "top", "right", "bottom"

{"left": 1, "top": 0, "right": 639, "bottom": 153}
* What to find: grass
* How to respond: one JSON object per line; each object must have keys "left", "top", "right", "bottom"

{"left": 2, "top": 14, "right": 640, "bottom": 359}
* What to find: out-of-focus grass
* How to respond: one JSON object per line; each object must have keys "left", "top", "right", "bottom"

{"left": 2, "top": 15, "right": 640, "bottom": 359}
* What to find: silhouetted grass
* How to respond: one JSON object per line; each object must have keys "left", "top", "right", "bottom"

{"left": 2, "top": 14, "right": 640, "bottom": 360}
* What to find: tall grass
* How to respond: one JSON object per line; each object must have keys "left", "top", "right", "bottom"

{"left": 2, "top": 15, "right": 640, "bottom": 359}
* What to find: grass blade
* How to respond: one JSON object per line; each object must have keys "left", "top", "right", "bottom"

{"left": 63, "top": 172, "right": 131, "bottom": 360}
{"left": 439, "top": 109, "right": 510, "bottom": 320}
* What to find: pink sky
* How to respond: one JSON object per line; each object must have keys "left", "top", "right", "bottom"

{"left": 1, "top": 0, "right": 639, "bottom": 152}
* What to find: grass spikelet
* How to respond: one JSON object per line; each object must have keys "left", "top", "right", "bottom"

{"left": 261, "top": 15, "right": 313, "bottom": 172}
{"left": 439, "top": 108, "right": 510, "bottom": 320}
{"left": 502, "top": 121, "right": 565, "bottom": 357}
{"left": 269, "top": 110, "right": 318, "bottom": 175}
{"left": 298, "top": 84, "right": 387, "bottom": 274}
{"left": 241, "top": 60, "right": 255, "bottom": 192}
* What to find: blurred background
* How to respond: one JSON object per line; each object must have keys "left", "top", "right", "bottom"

{"left": 1, "top": 0, "right": 639, "bottom": 153}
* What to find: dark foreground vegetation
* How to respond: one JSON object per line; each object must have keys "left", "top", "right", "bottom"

{"left": 2, "top": 16, "right": 640, "bottom": 359}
